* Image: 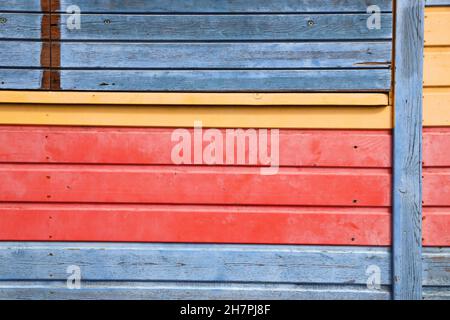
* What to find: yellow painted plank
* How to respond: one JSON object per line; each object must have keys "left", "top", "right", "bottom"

{"left": 0, "top": 104, "right": 392, "bottom": 129}
{"left": 425, "top": 7, "right": 450, "bottom": 47}
{"left": 423, "top": 88, "right": 450, "bottom": 127}
{"left": 0, "top": 91, "right": 389, "bottom": 106}
{"left": 424, "top": 47, "right": 450, "bottom": 87}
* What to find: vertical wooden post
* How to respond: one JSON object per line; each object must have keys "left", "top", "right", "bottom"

{"left": 393, "top": 0, "right": 425, "bottom": 300}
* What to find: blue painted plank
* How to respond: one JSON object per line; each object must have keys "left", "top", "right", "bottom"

{"left": 0, "top": 41, "right": 47, "bottom": 67}
{"left": 423, "top": 287, "right": 450, "bottom": 300}
{"left": 59, "top": 69, "right": 391, "bottom": 91}
{"left": 0, "top": 13, "right": 45, "bottom": 40}
{"left": 0, "top": 69, "right": 44, "bottom": 89}
{"left": 59, "top": 42, "right": 392, "bottom": 69}
{"left": 0, "top": 243, "right": 391, "bottom": 285}
{"left": 423, "top": 248, "right": 450, "bottom": 286}
{"left": 0, "top": 282, "right": 391, "bottom": 300}
{"left": 59, "top": 14, "right": 393, "bottom": 41}
{"left": 392, "top": 0, "right": 425, "bottom": 300}
{"left": 0, "top": 1, "right": 43, "bottom": 12}
{"left": 56, "top": 0, "right": 393, "bottom": 13}
{"left": 426, "top": 0, "right": 450, "bottom": 6}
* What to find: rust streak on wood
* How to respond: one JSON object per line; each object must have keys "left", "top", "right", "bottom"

{"left": 50, "top": 0, "right": 61, "bottom": 90}
{"left": 40, "top": 1, "right": 51, "bottom": 89}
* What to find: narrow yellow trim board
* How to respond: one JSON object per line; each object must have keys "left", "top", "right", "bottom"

{"left": 0, "top": 105, "right": 392, "bottom": 129}
{"left": 0, "top": 91, "right": 389, "bottom": 106}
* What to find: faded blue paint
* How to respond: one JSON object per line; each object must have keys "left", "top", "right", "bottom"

{"left": 392, "top": 0, "right": 425, "bottom": 300}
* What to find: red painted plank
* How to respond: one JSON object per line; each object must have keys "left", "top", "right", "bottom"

{"left": 0, "top": 165, "right": 391, "bottom": 206}
{"left": 423, "top": 168, "right": 450, "bottom": 206}
{"left": 0, "top": 126, "right": 391, "bottom": 167}
{"left": 423, "top": 208, "right": 450, "bottom": 247}
{"left": 0, "top": 204, "right": 391, "bottom": 245}
{"left": 423, "top": 128, "right": 450, "bottom": 167}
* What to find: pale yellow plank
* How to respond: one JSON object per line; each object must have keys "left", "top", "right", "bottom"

{"left": 0, "top": 104, "right": 392, "bottom": 129}
{"left": 424, "top": 47, "right": 450, "bottom": 87}
{"left": 425, "top": 7, "right": 450, "bottom": 47}
{"left": 423, "top": 88, "right": 450, "bottom": 127}
{"left": 0, "top": 91, "right": 389, "bottom": 106}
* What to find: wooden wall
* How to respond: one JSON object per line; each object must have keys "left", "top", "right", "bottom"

{"left": 0, "top": 0, "right": 392, "bottom": 91}
{"left": 0, "top": 0, "right": 447, "bottom": 300}
{"left": 422, "top": 1, "right": 450, "bottom": 299}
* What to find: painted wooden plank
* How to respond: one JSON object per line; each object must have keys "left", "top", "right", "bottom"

{"left": 423, "top": 88, "right": 450, "bottom": 127}
{"left": 392, "top": 0, "right": 425, "bottom": 300}
{"left": 423, "top": 128, "right": 450, "bottom": 166}
{"left": 0, "top": 70, "right": 44, "bottom": 90}
{"left": 0, "top": 244, "right": 447, "bottom": 285}
{"left": 0, "top": 204, "right": 391, "bottom": 245}
{"left": 0, "top": 41, "right": 48, "bottom": 67}
{"left": 0, "top": 127, "right": 391, "bottom": 167}
{"left": 58, "top": 14, "right": 393, "bottom": 41}
{"left": 426, "top": 0, "right": 450, "bottom": 6}
{"left": 58, "top": 69, "right": 391, "bottom": 92}
{"left": 57, "top": 0, "right": 393, "bottom": 13}
{"left": 423, "top": 169, "right": 450, "bottom": 206}
{"left": 0, "top": 165, "right": 391, "bottom": 206}
{"left": 423, "top": 248, "right": 450, "bottom": 286}
{"left": 423, "top": 208, "right": 450, "bottom": 246}
{"left": 58, "top": 42, "right": 392, "bottom": 69}
{"left": 424, "top": 48, "right": 450, "bottom": 87}
{"left": 0, "top": 91, "right": 390, "bottom": 106}
{"left": 0, "top": 13, "right": 46, "bottom": 40}
{"left": 0, "top": 1, "right": 44, "bottom": 12}
{"left": 0, "top": 105, "right": 393, "bottom": 129}
{"left": 0, "top": 282, "right": 391, "bottom": 300}
{"left": 0, "top": 243, "right": 391, "bottom": 284}
{"left": 423, "top": 287, "right": 450, "bottom": 300}
{"left": 425, "top": 8, "right": 450, "bottom": 46}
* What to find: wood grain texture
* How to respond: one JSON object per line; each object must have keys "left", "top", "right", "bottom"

{"left": 0, "top": 105, "right": 393, "bottom": 129}
{"left": 0, "top": 282, "right": 391, "bottom": 300}
{"left": 423, "top": 248, "right": 450, "bottom": 286}
{"left": 0, "top": 243, "right": 391, "bottom": 284}
{"left": 392, "top": 0, "right": 425, "bottom": 300}
{"left": 0, "top": 243, "right": 447, "bottom": 300}
{"left": 58, "top": 42, "right": 392, "bottom": 69}
{"left": 0, "top": 70, "right": 45, "bottom": 90}
{"left": 0, "top": 91, "right": 390, "bottom": 106}
{"left": 424, "top": 8, "right": 450, "bottom": 46}
{"left": 0, "top": 242, "right": 450, "bottom": 299}
{"left": 0, "top": 13, "right": 46, "bottom": 40}
{"left": 0, "top": 127, "right": 391, "bottom": 167}
{"left": 0, "top": 1, "right": 44, "bottom": 11}
{"left": 423, "top": 287, "right": 450, "bottom": 300}
{"left": 0, "top": 165, "right": 391, "bottom": 206}
{"left": 57, "top": 69, "right": 391, "bottom": 92}
{"left": 56, "top": 0, "right": 393, "bottom": 13}
{"left": 57, "top": 14, "right": 393, "bottom": 41}
{"left": 0, "top": 204, "right": 390, "bottom": 245}
{"left": 0, "top": 42, "right": 49, "bottom": 67}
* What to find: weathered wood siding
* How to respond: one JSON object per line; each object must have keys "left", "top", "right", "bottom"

{"left": 0, "top": 0, "right": 393, "bottom": 91}
{"left": 0, "top": 243, "right": 448, "bottom": 300}
{"left": 422, "top": 1, "right": 450, "bottom": 300}
{"left": 0, "top": 0, "right": 445, "bottom": 300}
